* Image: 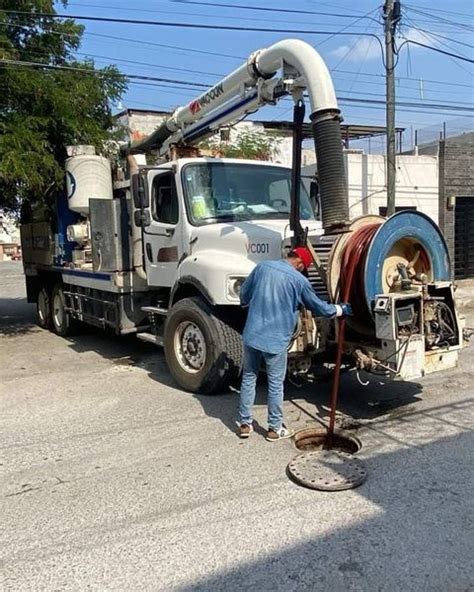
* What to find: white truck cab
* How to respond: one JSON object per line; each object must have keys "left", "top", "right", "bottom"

{"left": 141, "top": 158, "right": 320, "bottom": 302}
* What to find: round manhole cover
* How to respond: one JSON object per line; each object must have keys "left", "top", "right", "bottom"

{"left": 288, "top": 450, "right": 368, "bottom": 491}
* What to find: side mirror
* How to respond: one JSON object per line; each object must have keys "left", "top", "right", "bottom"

{"left": 132, "top": 173, "right": 150, "bottom": 209}
{"left": 134, "top": 209, "right": 151, "bottom": 227}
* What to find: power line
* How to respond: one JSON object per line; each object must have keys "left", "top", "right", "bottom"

{"left": 6, "top": 36, "right": 470, "bottom": 102}
{"left": 401, "top": 24, "right": 474, "bottom": 51}
{"left": 3, "top": 10, "right": 384, "bottom": 51}
{"left": 85, "top": 31, "right": 241, "bottom": 60}
{"left": 3, "top": 20, "right": 471, "bottom": 91}
{"left": 404, "top": 6, "right": 474, "bottom": 33}
{"left": 403, "top": 3, "right": 474, "bottom": 20}
{"left": 2, "top": 57, "right": 470, "bottom": 106}
{"left": 74, "top": 51, "right": 222, "bottom": 78}
{"left": 0, "top": 58, "right": 209, "bottom": 87}
{"left": 5, "top": 43, "right": 471, "bottom": 105}
{"left": 312, "top": 6, "right": 381, "bottom": 50}
{"left": 399, "top": 15, "right": 474, "bottom": 79}
{"left": 2, "top": 58, "right": 473, "bottom": 115}
{"left": 67, "top": 1, "right": 381, "bottom": 30}
{"left": 167, "top": 0, "right": 380, "bottom": 22}
{"left": 336, "top": 68, "right": 473, "bottom": 89}
{"left": 398, "top": 38, "right": 474, "bottom": 64}
{"left": 400, "top": 12, "right": 474, "bottom": 58}
{"left": 1, "top": 21, "right": 243, "bottom": 61}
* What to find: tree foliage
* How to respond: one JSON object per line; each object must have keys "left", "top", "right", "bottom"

{"left": 0, "top": 1, "right": 127, "bottom": 214}
{"left": 200, "top": 128, "right": 282, "bottom": 161}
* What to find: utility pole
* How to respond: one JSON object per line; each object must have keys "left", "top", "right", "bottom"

{"left": 384, "top": 0, "right": 401, "bottom": 216}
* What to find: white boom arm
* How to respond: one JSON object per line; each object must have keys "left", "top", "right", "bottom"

{"left": 128, "top": 39, "right": 338, "bottom": 156}
{"left": 128, "top": 38, "right": 349, "bottom": 232}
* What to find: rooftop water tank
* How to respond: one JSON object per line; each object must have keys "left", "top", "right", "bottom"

{"left": 65, "top": 154, "right": 113, "bottom": 215}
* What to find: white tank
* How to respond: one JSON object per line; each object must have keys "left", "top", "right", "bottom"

{"left": 65, "top": 155, "right": 113, "bottom": 215}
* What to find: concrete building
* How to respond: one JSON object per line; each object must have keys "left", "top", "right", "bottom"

{"left": 303, "top": 152, "right": 439, "bottom": 223}
{"left": 115, "top": 108, "right": 170, "bottom": 145}
{"left": 417, "top": 134, "right": 474, "bottom": 279}
{"left": 0, "top": 211, "right": 21, "bottom": 260}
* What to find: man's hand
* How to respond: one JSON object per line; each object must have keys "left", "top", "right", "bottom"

{"left": 341, "top": 303, "right": 353, "bottom": 316}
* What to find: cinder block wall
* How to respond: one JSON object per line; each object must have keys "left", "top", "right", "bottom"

{"left": 438, "top": 141, "right": 474, "bottom": 272}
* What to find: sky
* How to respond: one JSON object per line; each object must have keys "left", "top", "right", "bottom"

{"left": 57, "top": 0, "right": 474, "bottom": 151}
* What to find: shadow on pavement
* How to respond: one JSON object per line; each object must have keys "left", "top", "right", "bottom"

{"left": 0, "top": 287, "right": 423, "bottom": 435}
{"left": 0, "top": 296, "right": 37, "bottom": 336}
{"left": 172, "top": 427, "right": 473, "bottom": 592}
{"left": 285, "top": 368, "right": 423, "bottom": 423}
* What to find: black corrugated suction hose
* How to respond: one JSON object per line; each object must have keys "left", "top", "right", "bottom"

{"left": 310, "top": 112, "right": 350, "bottom": 234}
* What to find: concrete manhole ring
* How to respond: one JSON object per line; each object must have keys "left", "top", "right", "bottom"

{"left": 287, "top": 449, "right": 368, "bottom": 491}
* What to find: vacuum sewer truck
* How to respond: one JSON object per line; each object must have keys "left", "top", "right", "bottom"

{"left": 20, "top": 39, "right": 464, "bottom": 393}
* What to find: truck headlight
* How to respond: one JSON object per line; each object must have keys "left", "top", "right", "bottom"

{"left": 227, "top": 276, "right": 246, "bottom": 300}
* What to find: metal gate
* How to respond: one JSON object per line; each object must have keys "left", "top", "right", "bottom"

{"left": 455, "top": 196, "right": 474, "bottom": 279}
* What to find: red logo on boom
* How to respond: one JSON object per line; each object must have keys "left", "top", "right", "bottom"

{"left": 189, "top": 100, "right": 201, "bottom": 115}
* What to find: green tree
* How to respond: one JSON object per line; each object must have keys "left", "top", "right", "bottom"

{"left": 200, "top": 128, "right": 281, "bottom": 161}
{"left": 0, "top": 1, "right": 127, "bottom": 215}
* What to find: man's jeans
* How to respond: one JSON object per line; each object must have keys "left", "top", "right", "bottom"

{"left": 239, "top": 345, "right": 288, "bottom": 431}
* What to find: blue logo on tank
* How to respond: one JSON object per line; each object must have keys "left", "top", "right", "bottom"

{"left": 66, "top": 171, "right": 76, "bottom": 199}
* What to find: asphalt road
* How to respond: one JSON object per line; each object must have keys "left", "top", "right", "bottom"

{"left": 1, "top": 261, "right": 473, "bottom": 591}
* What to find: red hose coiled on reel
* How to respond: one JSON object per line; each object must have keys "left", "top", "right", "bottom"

{"left": 340, "top": 223, "right": 381, "bottom": 320}
{"left": 327, "top": 223, "right": 381, "bottom": 440}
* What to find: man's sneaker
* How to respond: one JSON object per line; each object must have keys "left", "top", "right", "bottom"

{"left": 239, "top": 423, "right": 253, "bottom": 439}
{"left": 266, "top": 425, "right": 294, "bottom": 442}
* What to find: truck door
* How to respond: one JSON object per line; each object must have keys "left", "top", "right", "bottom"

{"left": 143, "top": 170, "right": 182, "bottom": 287}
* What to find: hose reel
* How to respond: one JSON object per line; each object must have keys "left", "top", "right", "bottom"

{"left": 311, "top": 211, "right": 453, "bottom": 336}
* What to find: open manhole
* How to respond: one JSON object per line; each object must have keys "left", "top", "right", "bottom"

{"left": 293, "top": 428, "right": 362, "bottom": 454}
{"left": 288, "top": 428, "right": 367, "bottom": 491}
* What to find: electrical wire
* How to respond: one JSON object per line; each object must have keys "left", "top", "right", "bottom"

{"left": 404, "top": 5, "right": 474, "bottom": 33}
{"left": 396, "top": 38, "right": 474, "bottom": 64}
{"left": 401, "top": 13, "right": 474, "bottom": 61}
{"left": 2, "top": 58, "right": 473, "bottom": 117}
{"left": 3, "top": 58, "right": 473, "bottom": 115}
{"left": 168, "top": 0, "right": 380, "bottom": 22}
{"left": 2, "top": 21, "right": 471, "bottom": 92}
{"left": 66, "top": 1, "right": 381, "bottom": 30}
{"left": 402, "top": 24, "right": 474, "bottom": 51}
{"left": 312, "top": 7, "right": 382, "bottom": 51}
{"left": 0, "top": 58, "right": 208, "bottom": 87}
{"left": 399, "top": 14, "right": 474, "bottom": 81}
{"left": 403, "top": 3, "right": 474, "bottom": 20}
{"left": 3, "top": 9, "right": 385, "bottom": 55}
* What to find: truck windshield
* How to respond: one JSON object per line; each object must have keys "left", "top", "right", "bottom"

{"left": 182, "top": 162, "right": 315, "bottom": 225}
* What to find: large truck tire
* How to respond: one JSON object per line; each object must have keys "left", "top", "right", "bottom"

{"left": 51, "top": 284, "right": 78, "bottom": 337}
{"left": 37, "top": 287, "right": 52, "bottom": 330}
{"left": 164, "top": 297, "right": 243, "bottom": 394}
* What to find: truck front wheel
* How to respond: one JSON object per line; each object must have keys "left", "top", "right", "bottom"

{"left": 164, "top": 297, "right": 242, "bottom": 394}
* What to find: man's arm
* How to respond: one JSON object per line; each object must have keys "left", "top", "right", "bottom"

{"left": 240, "top": 267, "right": 257, "bottom": 307}
{"left": 301, "top": 281, "right": 342, "bottom": 318}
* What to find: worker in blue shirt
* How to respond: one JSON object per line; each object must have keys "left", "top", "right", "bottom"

{"left": 238, "top": 246, "right": 352, "bottom": 441}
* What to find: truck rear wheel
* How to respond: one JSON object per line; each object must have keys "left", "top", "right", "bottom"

{"left": 164, "top": 297, "right": 242, "bottom": 394}
{"left": 51, "top": 284, "right": 77, "bottom": 337}
{"left": 37, "top": 287, "right": 52, "bottom": 329}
